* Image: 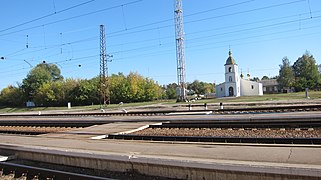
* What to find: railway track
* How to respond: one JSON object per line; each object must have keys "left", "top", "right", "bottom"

{"left": 108, "top": 119, "right": 321, "bottom": 145}
{"left": 0, "top": 120, "right": 114, "bottom": 135}
{"left": 150, "top": 119, "right": 321, "bottom": 129}
{"left": 0, "top": 104, "right": 321, "bottom": 117}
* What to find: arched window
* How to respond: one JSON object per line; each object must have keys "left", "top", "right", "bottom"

{"left": 229, "top": 76, "right": 233, "bottom": 82}
{"left": 228, "top": 67, "right": 232, "bottom": 72}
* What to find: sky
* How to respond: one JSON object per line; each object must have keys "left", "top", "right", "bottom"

{"left": 1, "top": 0, "right": 321, "bottom": 90}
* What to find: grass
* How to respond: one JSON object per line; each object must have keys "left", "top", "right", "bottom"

{"left": 0, "top": 91, "right": 320, "bottom": 113}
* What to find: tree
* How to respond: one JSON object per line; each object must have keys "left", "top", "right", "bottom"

{"left": 292, "top": 52, "right": 321, "bottom": 91}
{"left": 109, "top": 73, "right": 130, "bottom": 103}
{"left": 261, "top": 76, "right": 269, "bottom": 80}
{"left": 164, "top": 83, "right": 177, "bottom": 100}
{"left": 277, "top": 57, "right": 295, "bottom": 89}
{"left": 251, "top": 77, "right": 260, "bottom": 82}
{"left": 187, "top": 80, "right": 214, "bottom": 95}
{"left": 69, "top": 78, "right": 100, "bottom": 106}
{"left": 108, "top": 72, "right": 161, "bottom": 103}
{"left": 21, "top": 62, "right": 63, "bottom": 101}
{"left": 0, "top": 85, "right": 24, "bottom": 106}
{"left": 33, "top": 81, "right": 67, "bottom": 106}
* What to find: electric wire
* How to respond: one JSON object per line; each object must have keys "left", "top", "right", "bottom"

{"left": 0, "top": 0, "right": 96, "bottom": 33}
{"left": 1, "top": 0, "right": 320, "bottom": 85}
{"left": 0, "top": 0, "right": 143, "bottom": 37}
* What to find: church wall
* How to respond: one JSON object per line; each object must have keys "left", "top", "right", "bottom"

{"left": 215, "top": 83, "right": 225, "bottom": 98}
{"left": 240, "top": 79, "right": 263, "bottom": 96}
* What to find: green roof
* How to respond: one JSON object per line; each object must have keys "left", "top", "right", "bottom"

{"left": 225, "top": 50, "right": 236, "bottom": 65}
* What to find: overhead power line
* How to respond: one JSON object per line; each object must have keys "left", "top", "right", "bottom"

{"left": 0, "top": 0, "right": 143, "bottom": 37}
{"left": 106, "top": 0, "right": 307, "bottom": 39}
{"left": 0, "top": 0, "right": 96, "bottom": 33}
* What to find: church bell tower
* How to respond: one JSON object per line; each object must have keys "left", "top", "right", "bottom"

{"left": 224, "top": 50, "right": 241, "bottom": 97}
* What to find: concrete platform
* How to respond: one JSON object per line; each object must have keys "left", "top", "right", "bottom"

{"left": 1, "top": 134, "right": 321, "bottom": 179}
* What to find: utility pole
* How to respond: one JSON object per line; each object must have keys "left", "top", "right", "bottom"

{"left": 174, "top": 0, "right": 187, "bottom": 102}
{"left": 100, "top": 24, "right": 110, "bottom": 107}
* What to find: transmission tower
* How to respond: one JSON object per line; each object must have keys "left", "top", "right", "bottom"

{"left": 100, "top": 24, "right": 110, "bottom": 106}
{"left": 174, "top": 0, "right": 186, "bottom": 102}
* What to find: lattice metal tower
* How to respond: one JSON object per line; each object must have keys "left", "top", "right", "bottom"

{"left": 100, "top": 24, "right": 109, "bottom": 106}
{"left": 174, "top": 0, "right": 186, "bottom": 102}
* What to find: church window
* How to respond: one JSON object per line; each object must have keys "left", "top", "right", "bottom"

{"left": 221, "top": 88, "right": 223, "bottom": 91}
{"left": 251, "top": 85, "right": 254, "bottom": 89}
{"left": 229, "top": 76, "right": 232, "bottom": 82}
{"left": 228, "top": 67, "right": 232, "bottom": 72}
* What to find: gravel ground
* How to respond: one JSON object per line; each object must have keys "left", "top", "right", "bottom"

{"left": 0, "top": 126, "right": 79, "bottom": 133}
{"left": 131, "top": 128, "right": 321, "bottom": 138}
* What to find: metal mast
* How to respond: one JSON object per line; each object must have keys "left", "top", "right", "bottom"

{"left": 100, "top": 24, "right": 109, "bottom": 106}
{"left": 174, "top": 0, "right": 186, "bottom": 102}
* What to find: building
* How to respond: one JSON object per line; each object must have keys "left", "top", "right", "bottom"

{"left": 259, "top": 79, "right": 279, "bottom": 94}
{"left": 216, "top": 50, "right": 263, "bottom": 98}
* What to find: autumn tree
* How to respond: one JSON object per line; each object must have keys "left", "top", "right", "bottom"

{"left": 0, "top": 85, "right": 24, "bottom": 106}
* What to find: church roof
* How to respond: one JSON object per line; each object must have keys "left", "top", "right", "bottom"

{"left": 225, "top": 50, "right": 236, "bottom": 65}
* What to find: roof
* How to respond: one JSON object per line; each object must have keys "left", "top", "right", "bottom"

{"left": 259, "top": 79, "right": 279, "bottom": 86}
{"left": 225, "top": 50, "right": 236, "bottom": 65}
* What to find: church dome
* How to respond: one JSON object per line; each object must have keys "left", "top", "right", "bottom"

{"left": 225, "top": 50, "right": 236, "bottom": 65}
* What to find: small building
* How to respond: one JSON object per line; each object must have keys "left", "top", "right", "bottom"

{"left": 216, "top": 50, "right": 263, "bottom": 98}
{"left": 260, "top": 79, "right": 279, "bottom": 94}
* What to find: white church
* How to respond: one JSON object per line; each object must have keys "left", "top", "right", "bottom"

{"left": 216, "top": 50, "right": 263, "bottom": 98}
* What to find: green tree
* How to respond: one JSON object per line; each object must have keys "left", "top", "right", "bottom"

{"left": 33, "top": 81, "right": 67, "bottom": 106}
{"left": 164, "top": 83, "right": 177, "bottom": 99}
{"left": 187, "top": 80, "right": 215, "bottom": 95}
{"left": 22, "top": 62, "right": 63, "bottom": 101}
{"left": 251, "top": 77, "right": 260, "bottom": 82}
{"left": 0, "top": 85, "right": 24, "bottom": 106}
{"left": 108, "top": 72, "right": 160, "bottom": 103}
{"left": 69, "top": 78, "right": 100, "bottom": 106}
{"left": 261, "top": 76, "right": 270, "bottom": 80}
{"left": 109, "top": 73, "right": 130, "bottom": 103}
{"left": 292, "top": 52, "right": 321, "bottom": 91}
{"left": 277, "top": 57, "right": 295, "bottom": 89}
{"left": 33, "top": 82, "right": 55, "bottom": 106}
